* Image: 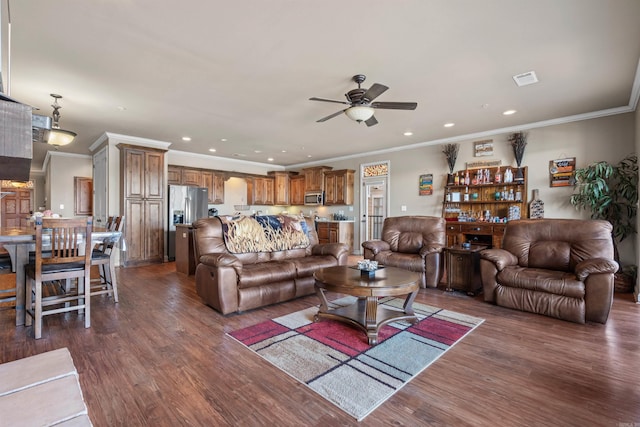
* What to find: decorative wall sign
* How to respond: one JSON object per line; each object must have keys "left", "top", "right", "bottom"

{"left": 549, "top": 157, "right": 576, "bottom": 187}
{"left": 474, "top": 140, "right": 494, "bottom": 157}
{"left": 419, "top": 174, "right": 433, "bottom": 196}
{"left": 466, "top": 160, "right": 502, "bottom": 170}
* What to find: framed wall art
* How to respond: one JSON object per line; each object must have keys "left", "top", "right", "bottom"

{"left": 419, "top": 174, "right": 433, "bottom": 195}
{"left": 474, "top": 140, "right": 494, "bottom": 157}
{"left": 549, "top": 157, "right": 576, "bottom": 187}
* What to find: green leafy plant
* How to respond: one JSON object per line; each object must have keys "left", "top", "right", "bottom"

{"left": 570, "top": 153, "right": 638, "bottom": 264}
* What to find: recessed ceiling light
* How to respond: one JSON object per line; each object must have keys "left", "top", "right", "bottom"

{"left": 221, "top": 138, "right": 227, "bottom": 142}
{"left": 281, "top": 150, "right": 287, "bottom": 153}
{"left": 503, "top": 109, "right": 517, "bottom": 116}
{"left": 209, "top": 148, "right": 216, "bottom": 152}
{"left": 254, "top": 150, "right": 262, "bottom": 153}
{"left": 307, "top": 155, "right": 312, "bottom": 158}
{"left": 403, "top": 131, "right": 413, "bottom": 136}
{"left": 182, "top": 136, "right": 191, "bottom": 142}
{"left": 116, "top": 106, "right": 126, "bottom": 111}
{"left": 444, "top": 123, "right": 455, "bottom": 128}
{"left": 267, "top": 157, "right": 274, "bottom": 162}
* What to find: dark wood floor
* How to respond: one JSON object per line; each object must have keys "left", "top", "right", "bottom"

{"left": 1, "top": 262, "right": 639, "bottom": 426}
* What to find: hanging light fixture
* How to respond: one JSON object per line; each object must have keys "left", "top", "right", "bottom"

{"left": 344, "top": 105, "right": 375, "bottom": 122}
{"left": 46, "top": 94, "right": 76, "bottom": 146}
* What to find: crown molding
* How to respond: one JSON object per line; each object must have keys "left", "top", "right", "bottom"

{"left": 168, "top": 148, "right": 286, "bottom": 170}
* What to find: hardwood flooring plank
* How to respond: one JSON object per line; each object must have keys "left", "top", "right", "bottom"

{"left": 1, "top": 261, "right": 639, "bottom": 426}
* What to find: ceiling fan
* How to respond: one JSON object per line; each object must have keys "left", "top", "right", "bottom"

{"left": 309, "top": 74, "right": 417, "bottom": 127}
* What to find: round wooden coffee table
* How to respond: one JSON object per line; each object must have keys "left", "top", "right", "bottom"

{"left": 313, "top": 265, "right": 420, "bottom": 345}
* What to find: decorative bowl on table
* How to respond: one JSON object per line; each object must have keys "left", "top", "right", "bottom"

{"left": 355, "top": 260, "right": 382, "bottom": 277}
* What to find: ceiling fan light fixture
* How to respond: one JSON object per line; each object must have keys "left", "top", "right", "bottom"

{"left": 345, "top": 106, "right": 375, "bottom": 122}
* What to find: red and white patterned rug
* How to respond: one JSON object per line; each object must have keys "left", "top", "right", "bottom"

{"left": 228, "top": 296, "right": 484, "bottom": 420}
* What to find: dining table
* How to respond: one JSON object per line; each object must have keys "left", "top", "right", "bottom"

{"left": 0, "top": 226, "right": 123, "bottom": 326}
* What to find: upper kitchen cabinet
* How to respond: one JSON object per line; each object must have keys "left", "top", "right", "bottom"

{"left": 302, "top": 166, "right": 332, "bottom": 192}
{"left": 181, "top": 168, "right": 202, "bottom": 186}
{"left": 167, "top": 165, "right": 182, "bottom": 185}
{"left": 121, "top": 146, "right": 164, "bottom": 200}
{"left": 289, "top": 175, "right": 305, "bottom": 206}
{"left": 201, "top": 170, "right": 225, "bottom": 204}
{"left": 324, "top": 169, "right": 355, "bottom": 205}
{"left": 269, "top": 171, "right": 298, "bottom": 206}
{"left": 246, "top": 176, "right": 275, "bottom": 205}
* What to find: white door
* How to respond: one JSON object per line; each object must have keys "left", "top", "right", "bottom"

{"left": 361, "top": 178, "right": 388, "bottom": 243}
{"left": 92, "top": 147, "right": 108, "bottom": 228}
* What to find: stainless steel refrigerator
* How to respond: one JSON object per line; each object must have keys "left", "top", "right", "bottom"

{"left": 168, "top": 185, "right": 208, "bottom": 261}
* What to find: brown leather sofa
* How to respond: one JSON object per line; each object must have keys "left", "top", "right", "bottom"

{"left": 480, "top": 219, "right": 618, "bottom": 324}
{"left": 361, "top": 216, "right": 446, "bottom": 288}
{"left": 192, "top": 216, "right": 349, "bottom": 314}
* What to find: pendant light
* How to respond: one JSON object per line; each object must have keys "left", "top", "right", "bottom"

{"left": 46, "top": 94, "right": 76, "bottom": 146}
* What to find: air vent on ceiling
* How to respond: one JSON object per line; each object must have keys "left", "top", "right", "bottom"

{"left": 513, "top": 71, "right": 539, "bottom": 87}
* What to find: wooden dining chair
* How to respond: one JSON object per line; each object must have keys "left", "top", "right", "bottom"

{"left": 90, "top": 216, "right": 123, "bottom": 303}
{"left": 25, "top": 217, "right": 93, "bottom": 339}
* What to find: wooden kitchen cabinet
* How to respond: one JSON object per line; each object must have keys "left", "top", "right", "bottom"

{"left": 175, "top": 224, "right": 196, "bottom": 275}
{"left": 181, "top": 168, "right": 202, "bottom": 186}
{"left": 269, "top": 171, "right": 297, "bottom": 206}
{"left": 324, "top": 169, "right": 355, "bottom": 205}
{"left": 302, "top": 166, "right": 332, "bottom": 192}
{"left": 119, "top": 145, "right": 166, "bottom": 266}
{"left": 246, "top": 177, "right": 275, "bottom": 205}
{"left": 167, "top": 165, "right": 182, "bottom": 185}
{"left": 289, "top": 175, "right": 305, "bottom": 205}
{"left": 202, "top": 171, "right": 225, "bottom": 204}
{"left": 316, "top": 221, "right": 354, "bottom": 253}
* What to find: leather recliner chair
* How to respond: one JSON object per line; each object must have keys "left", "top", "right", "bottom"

{"left": 480, "top": 219, "right": 619, "bottom": 324}
{"left": 361, "top": 216, "right": 446, "bottom": 288}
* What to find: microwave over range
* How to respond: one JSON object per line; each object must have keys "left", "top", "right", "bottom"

{"left": 304, "top": 191, "right": 324, "bottom": 206}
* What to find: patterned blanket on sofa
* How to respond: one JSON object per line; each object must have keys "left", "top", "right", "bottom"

{"left": 219, "top": 214, "right": 310, "bottom": 253}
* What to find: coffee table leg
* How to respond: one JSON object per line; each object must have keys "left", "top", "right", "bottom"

{"left": 403, "top": 290, "right": 419, "bottom": 324}
{"left": 365, "top": 296, "right": 379, "bottom": 345}
{"left": 314, "top": 285, "right": 329, "bottom": 322}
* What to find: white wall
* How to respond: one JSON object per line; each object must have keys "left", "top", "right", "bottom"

{"left": 45, "top": 152, "right": 93, "bottom": 218}
{"left": 296, "top": 113, "right": 636, "bottom": 262}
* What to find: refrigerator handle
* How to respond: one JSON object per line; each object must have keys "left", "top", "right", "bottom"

{"left": 185, "top": 197, "right": 190, "bottom": 223}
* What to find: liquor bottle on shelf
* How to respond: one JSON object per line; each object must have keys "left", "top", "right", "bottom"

{"left": 464, "top": 170, "right": 470, "bottom": 185}
{"left": 495, "top": 169, "right": 502, "bottom": 184}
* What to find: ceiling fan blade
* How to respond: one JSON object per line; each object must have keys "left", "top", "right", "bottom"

{"left": 316, "top": 109, "right": 347, "bottom": 123}
{"left": 309, "top": 97, "right": 350, "bottom": 105}
{"left": 371, "top": 101, "right": 417, "bottom": 110}
{"left": 362, "top": 83, "right": 389, "bottom": 102}
{"left": 365, "top": 115, "right": 378, "bottom": 127}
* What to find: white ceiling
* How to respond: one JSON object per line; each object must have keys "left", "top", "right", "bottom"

{"left": 2, "top": 0, "right": 640, "bottom": 169}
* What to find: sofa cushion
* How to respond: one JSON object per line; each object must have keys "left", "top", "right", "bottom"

{"left": 372, "top": 251, "right": 425, "bottom": 273}
{"left": 238, "top": 261, "right": 297, "bottom": 288}
{"left": 497, "top": 266, "right": 585, "bottom": 299}
{"left": 292, "top": 255, "right": 341, "bottom": 277}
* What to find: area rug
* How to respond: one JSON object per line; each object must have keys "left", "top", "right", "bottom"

{"left": 227, "top": 296, "right": 484, "bottom": 421}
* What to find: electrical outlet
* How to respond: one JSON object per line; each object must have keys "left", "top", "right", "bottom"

{"left": 59, "top": 204, "right": 64, "bottom": 210}
{"left": 401, "top": 205, "right": 407, "bottom": 211}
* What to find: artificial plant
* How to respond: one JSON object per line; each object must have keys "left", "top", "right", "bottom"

{"left": 570, "top": 153, "right": 638, "bottom": 265}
